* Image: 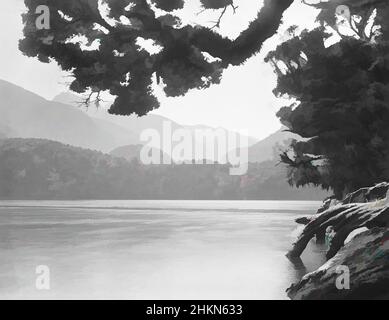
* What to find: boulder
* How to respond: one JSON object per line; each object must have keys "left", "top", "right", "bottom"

{"left": 287, "top": 203, "right": 389, "bottom": 260}
{"left": 288, "top": 182, "right": 389, "bottom": 260}
{"left": 342, "top": 182, "right": 389, "bottom": 204}
{"left": 287, "top": 228, "right": 389, "bottom": 300}
{"left": 295, "top": 216, "right": 313, "bottom": 225}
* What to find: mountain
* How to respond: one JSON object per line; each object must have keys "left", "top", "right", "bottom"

{"left": 90, "top": 118, "right": 138, "bottom": 148}
{"left": 0, "top": 122, "right": 14, "bottom": 139}
{"left": 1, "top": 80, "right": 301, "bottom": 167}
{"left": 0, "top": 138, "right": 330, "bottom": 200}
{"left": 53, "top": 92, "right": 258, "bottom": 160}
{"left": 247, "top": 127, "right": 301, "bottom": 163}
{"left": 0, "top": 80, "right": 137, "bottom": 152}
{"left": 227, "top": 127, "right": 301, "bottom": 164}
{"left": 53, "top": 92, "right": 180, "bottom": 136}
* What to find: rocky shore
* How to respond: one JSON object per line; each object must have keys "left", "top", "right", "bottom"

{"left": 287, "top": 183, "right": 389, "bottom": 299}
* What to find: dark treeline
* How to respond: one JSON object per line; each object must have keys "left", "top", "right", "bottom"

{"left": 0, "top": 138, "right": 327, "bottom": 200}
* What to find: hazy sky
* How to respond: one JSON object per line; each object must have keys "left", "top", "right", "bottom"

{"left": 0, "top": 0, "right": 318, "bottom": 139}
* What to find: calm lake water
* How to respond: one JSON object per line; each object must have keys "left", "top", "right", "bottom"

{"left": 0, "top": 200, "right": 327, "bottom": 299}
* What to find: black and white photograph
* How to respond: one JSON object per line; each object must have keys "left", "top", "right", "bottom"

{"left": 0, "top": 0, "right": 389, "bottom": 304}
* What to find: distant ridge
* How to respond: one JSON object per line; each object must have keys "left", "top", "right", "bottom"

{"left": 1, "top": 79, "right": 297, "bottom": 165}
{"left": 227, "top": 127, "right": 301, "bottom": 163}
{"left": 53, "top": 91, "right": 259, "bottom": 159}
{"left": 0, "top": 79, "right": 138, "bottom": 152}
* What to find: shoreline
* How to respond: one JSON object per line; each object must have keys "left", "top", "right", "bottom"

{"left": 287, "top": 183, "right": 389, "bottom": 299}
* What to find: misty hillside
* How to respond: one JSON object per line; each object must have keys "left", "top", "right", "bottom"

{"left": 0, "top": 138, "right": 329, "bottom": 200}
{"left": 0, "top": 79, "right": 293, "bottom": 166}
{"left": 110, "top": 144, "right": 145, "bottom": 161}
{"left": 53, "top": 92, "right": 258, "bottom": 155}
{"left": 226, "top": 127, "right": 301, "bottom": 163}
{"left": 54, "top": 91, "right": 183, "bottom": 134}
{"left": 248, "top": 128, "right": 300, "bottom": 163}
{"left": 0, "top": 80, "right": 138, "bottom": 152}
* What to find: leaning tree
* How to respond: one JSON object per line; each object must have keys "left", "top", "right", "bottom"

{"left": 20, "top": 0, "right": 294, "bottom": 116}
{"left": 266, "top": 0, "right": 389, "bottom": 198}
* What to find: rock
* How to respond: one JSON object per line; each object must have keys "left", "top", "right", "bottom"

{"left": 287, "top": 202, "right": 389, "bottom": 260}
{"left": 288, "top": 182, "right": 389, "bottom": 260}
{"left": 317, "top": 197, "right": 339, "bottom": 214}
{"left": 287, "top": 228, "right": 389, "bottom": 300}
{"left": 342, "top": 182, "right": 389, "bottom": 204}
{"left": 287, "top": 182, "right": 389, "bottom": 300}
{"left": 344, "top": 227, "right": 369, "bottom": 244}
{"left": 295, "top": 216, "right": 312, "bottom": 225}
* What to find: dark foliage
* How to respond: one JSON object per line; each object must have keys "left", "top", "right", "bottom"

{"left": 0, "top": 138, "right": 327, "bottom": 200}
{"left": 20, "top": 0, "right": 294, "bottom": 115}
{"left": 266, "top": 0, "right": 389, "bottom": 198}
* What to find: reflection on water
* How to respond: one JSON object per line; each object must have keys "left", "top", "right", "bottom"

{"left": 0, "top": 200, "right": 326, "bottom": 299}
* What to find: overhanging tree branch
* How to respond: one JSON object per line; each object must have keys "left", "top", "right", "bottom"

{"left": 20, "top": 0, "right": 295, "bottom": 116}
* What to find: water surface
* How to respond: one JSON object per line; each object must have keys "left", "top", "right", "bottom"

{"left": 0, "top": 200, "right": 326, "bottom": 299}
